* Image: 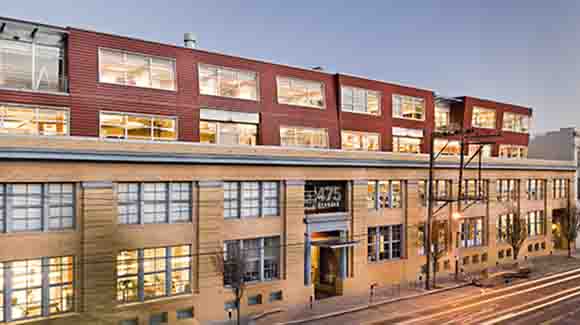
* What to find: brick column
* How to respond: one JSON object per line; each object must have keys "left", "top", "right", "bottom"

{"left": 79, "top": 181, "right": 116, "bottom": 324}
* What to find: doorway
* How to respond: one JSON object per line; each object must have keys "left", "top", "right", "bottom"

{"left": 310, "top": 231, "right": 342, "bottom": 299}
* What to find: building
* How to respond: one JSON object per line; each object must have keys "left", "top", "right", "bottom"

{"left": 0, "top": 16, "right": 575, "bottom": 325}
{"left": 529, "top": 127, "right": 580, "bottom": 247}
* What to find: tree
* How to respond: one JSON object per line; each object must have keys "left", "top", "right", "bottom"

{"left": 418, "top": 221, "right": 448, "bottom": 289}
{"left": 502, "top": 203, "right": 528, "bottom": 262}
{"left": 214, "top": 243, "right": 247, "bottom": 325}
{"left": 561, "top": 207, "right": 580, "bottom": 258}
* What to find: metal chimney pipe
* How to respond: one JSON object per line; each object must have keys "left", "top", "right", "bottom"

{"left": 184, "top": 32, "right": 197, "bottom": 49}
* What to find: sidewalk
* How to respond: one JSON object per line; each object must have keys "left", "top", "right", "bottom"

{"left": 253, "top": 279, "right": 466, "bottom": 325}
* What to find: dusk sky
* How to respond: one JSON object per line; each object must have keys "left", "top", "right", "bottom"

{"left": 5, "top": 1, "right": 580, "bottom": 134}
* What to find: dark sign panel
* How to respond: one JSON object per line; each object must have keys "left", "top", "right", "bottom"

{"left": 304, "top": 181, "right": 347, "bottom": 214}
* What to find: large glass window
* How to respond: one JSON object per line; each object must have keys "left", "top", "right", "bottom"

{"left": 340, "top": 86, "right": 380, "bottom": 115}
{"left": 392, "top": 127, "right": 423, "bottom": 154}
{"left": 117, "top": 182, "right": 192, "bottom": 225}
{"left": 433, "top": 139, "right": 461, "bottom": 156}
{"left": 224, "top": 237, "right": 280, "bottom": 285}
{"left": 341, "top": 130, "right": 380, "bottom": 151}
{"left": 503, "top": 112, "right": 530, "bottom": 133}
{"left": 0, "top": 183, "right": 74, "bottom": 233}
{"left": 497, "top": 213, "right": 514, "bottom": 242}
{"left": 99, "top": 112, "right": 177, "bottom": 141}
{"left": 1, "top": 256, "right": 74, "bottom": 322}
{"left": 0, "top": 103, "right": 68, "bottom": 136}
{"left": 223, "top": 181, "right": 279, "bottom": 219}
{"left": 459, "top": 218, "right": 484, "bottom": 248}
{"left": 468, "top": 144, "right": 492, "bottom": 158}
{"left": 200, "top": 121, "right": 257, "bottom": 145}
{"left": 418, "top": 180, "right": 452, "bottom": 206}
{"left": 471, "top": 107, "right": 496, "bottom": 129}
{"left": 499, "top": 145, "right": 528, "bottom": 159}
{"left": 117, "top": 245, "right": 191, "bottom": 304}
{"left": 99, "top": 48, "right": 175, "bottom": 90}
{"left": 0, "top": 23, "right": 67, "bottom": 93}
{"left": 198, "top": 64, "right": 258, "bottom": 100}
{"left": 463, "top": 179, "right": 487, "bottom": 203}
{"left": 435, "top": 103, "right": 451, "bottom": 131}
{"left": 527, "top": 211, "right": 545, "bottom": 237}
{"left": 280, "top": 126, "right": 328, "bottom": 148}
{"left": 392, "top": 94, "right": 425, "bottom": 120}
{"left": 368, "top": 180, "right": 403, "bottom": 209}
{"left": 553, "top": 179, "right": 569, "bottom": 200}
{"left": 526, "top": 179, "right": 545, "bottom": 201}
{"left": 367, "top": 225, "right": 403, "bottom": 262}
{"left": 276, "top": 77, "right": 325, "bottom": 109}
{"left": 497, "top": 179, "right": 518, "bottom": 202}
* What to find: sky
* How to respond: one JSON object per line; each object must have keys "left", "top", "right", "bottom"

{"left": 4, "top": 0, "right": 580, "bottom": 134}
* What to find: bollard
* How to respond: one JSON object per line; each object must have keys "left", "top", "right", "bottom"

{"left": 309, "top": 296, "right": 314, "bottom": 310}
{"left": 370, "top": 283, "right": 378, "bottom": 303}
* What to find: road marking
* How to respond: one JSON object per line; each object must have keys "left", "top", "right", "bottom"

{"left": 480, "top": 287, "right": 580, "bottom": 325}
{"left": 395, "top": 273, "right": 580, "bottom": 325}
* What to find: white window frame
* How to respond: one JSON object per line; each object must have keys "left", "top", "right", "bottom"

{"left": 276, "top": 76, "right": 326, "bottom": 109}
{"left": 99, "top": 111, "right": 178, "bottom": 141}
{"left": 341, "top": 130, "right": 380, "bottom": 151}
{"left": 340, "top": 86, "right": 381, "bottom": 116}
{"left": 223, "top": 181, "right": 280, "bottom": 219}
{"left": 367, "top": 225, "right": 403, "bottom": 262}
{"left": 392, "top": 94, "right": 425, "bottom": 121}
{"left": 197, "top": 63, "right": 260, "bottom": 101}
{"left": 0, "top": 103, "right": 70, "bottom": 136}
{"left": 502, "top": 112, "right": 530, "bottom": 133}
{"left": 279, "top": 125, "right": 329, "bottom": 149}
{"left": 471, "top": 106, "right": 497, "bottom": 129}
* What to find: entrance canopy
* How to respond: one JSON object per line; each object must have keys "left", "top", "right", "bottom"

{"left": 311, "top": 239, "right": 359, "bottom": 249}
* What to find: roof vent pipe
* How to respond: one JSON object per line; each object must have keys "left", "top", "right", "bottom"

{"left": 184, "top": 32, "right": 197, "bottom": 49}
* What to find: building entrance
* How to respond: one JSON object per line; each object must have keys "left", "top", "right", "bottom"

{"left": 310, "top": 231, "right": 342, "bottom": 299}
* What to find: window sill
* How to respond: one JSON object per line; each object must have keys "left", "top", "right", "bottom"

{"left": 225, "top": 278, "right": 283, "bottom": 288}
{"left": 341, "top": 109, "right": 381, "bottom": 117}
{"left": 0, "top": 86, "right": 70, "bottom": 96}
{"left": 118, "top": 222, "right": 194, "bottom": 227}
{"left": 501, "top": 129, "right": 529, "bottom": 134}
{"left": 1, "top": 229, "right": 77, "bottom": 237}
{"left": 199, "top": 93, "right": 260, "bottom": 103}
{"left": 224, "top": 215, "right": 281, "bottom": 221}
{"left": 276, "top": 102, "right": 326, "bottom": 110}
{"left": 116, "top": 293, "right": 194, "bottom": 309}
{"left": 9, "top": 312, "right": 80, "bottom": 325}
{"left": 98, "top": 80, "right": 177, "bottom": 93}
{"left": 367, "top": 258, "right": 404, "bottom": 265}
{"left": 392, "top": 116, "right": 426, "bottom": 122}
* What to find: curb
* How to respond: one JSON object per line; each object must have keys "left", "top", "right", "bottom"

{"left": 273, "top": 282, "right": 470, "bottom": 325}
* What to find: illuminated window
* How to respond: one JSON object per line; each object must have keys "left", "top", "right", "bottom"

{"left": 471, "top": 107, "right": 496, "bottom": 129}
{"left": 497, "top": 179, "right": 518, "bottom": 202}
{"left": 0, "top": 183, "right": 75, "bottom": 233}
{"left": 0, "top": 23, "right": 67, "bottom": 93}
{"left": 433, "top": 139, "right": 461, "bottom": 156}
{"left": 341, "top": 86, "right": 380, "bottom": 115}
{"left": 459, "top": 218, "right": 484, "bottom": 248}
{"left": 503, "top": 112, "right": 530, "bottom": 133}
{"left": 418, "top": 180, "right": 452, "bottom": 206}
{"left": 526, "top": 211, "right": 545, "bottom": 237}
{"left": 526, "top": 179, "right": 545, "bottom": 200}
{"left": 341, "top": 130, "right": 380, "bottom": 151}
{"left": 198, "top": 64, "right": 258, "bottom": 100}
{"left": 417, "top": 221, "right": 448, "bottom": 256}
{"left": 499, "top": 145, "right": 527, "bottom": 159}
{"left": 368, "top": 180, "right": 403, "bottom": 209}
{"left": 276, "top": 76, "right": 325, "bottom": 109}
{"left": 553, "top": 179, "right": 569, "bottom": 200}
{"left": 392, "top": 127, "right": 423, "bottom": 153}
{"left": 0, "top": 103, "right": 68, "bottom": 136}
{"left": 117, "top": 245, "right": 191, "bottom": 304}
{"left": 463, "top": 179, "right": 487, "bottom": 203}
{"left": 435, "top": 103, "right": 450, "bottom": 130}
{"left": 99, "top": 111, "right": 177, "bottom": 141}
{"left": 1, "top": 257, "right": 73, "bottom": 322}
{"left": 280, "top": 126, "right": 328, "bottom": 148}
{"left": 497, "top": 213, "right": 514, "bottom": 242}
{"left": 99, "top": 48, "right": 175, "bottom": 90}
{"left": 392, "top": 94, "right": 425, "bottom": 120}
{"left": 223, "top": 237, "right": 280, "bottom": 285}
{"left": 368, "top": 225, "right": 403, "bottom": 262}
{"left": 224, "top": 181, "right": 279, "bottom": 219}
{"left": 117, "top": 182, "right": 192, "bottom": 224}
{"left": 468, "top": 144, "right": 492, "bottom": 158}
{"left": 200, "top": 121, "right": 257, "bottom": 145}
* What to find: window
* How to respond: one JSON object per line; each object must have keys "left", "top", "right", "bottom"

{"left": 276, "top": 76, "right": 325, "bottom": 108}
{"left": 223, "top": 237, "right": 280, "bottom": 284}
{"left": 503, "top": 112, "right": 530, "bottom": 133}
{"left": 498, "top": 250, "right": 505, "bottom": 259}
{"left": 526, "top": 179, "right": 545, "bottom": 201}
{"left": 100, "top": 112, "right": 177, "bottom": 141}
{"left": 280, "top": 126, "right": 328, "bottom": 148}
{"left": 471, "top": 107, "right": 496, "bottom": 129}
{"left": 0, "top": 103, "right": 69, "bottom": 136}
{"left": 368, "top": 180, "right": 403, "bottom": 209}
{"left": 499, "top": 145, "right": 528, "bottom": 159}
{"left": 269, "top": 291, "right": 283, "bottom": 302}
{"left": 0, "top": 183, "right": 75, "bottom": 233}
{"left": 435, "top": 103, "right": 450, "bottom": 131}
{"left": 198, "top": 64, "right": 258, "bottom": 100}
{"left": 392, "top": 127, "right": 423, "bottom": 154}
{"left": 341, "top": 86, "right": 380, "bottom": 115}
{"left": 459, "top": 218, "right": 484, "bottom": 248}
{"left": 497, "top": 179, "right": 518, "bottom": 202}
{"left": 419, "top": 180, "right": 451, "bottom": 206}
{"left": 433, "top": 139, "right": 461, "bottom": 156}
{"left": 341, "top": 130, "right": 380, "bottom": 151}
{"left": 99, "top": 48, "right": 175, "bottom": 90}
{"left": 497, "top": 213, "right": 514, "bottom": 242}
{"left": 0, "top": 23, "right": 67, "bottom": 93}
{"left": 417, "top": 221, "right": 448, "bottom": 256}
{"left": 463, "top": 179, "right": 487, "bottom": 202}
{"left": 392, "top": 94, "right": 425, "bottom": 120}
{"left": 468, "top": 144, "right": 492, "bottom": 158}
{"left": 117, "top": 245, "right": 192, "bottom": 304}
{"left": 117, "top": 182, "right": 192, "bottom": 225}
{"left": 223, "top": 181, "right": 279, "bottom": 219}
{"left": 1, "top": 256, "right": 74, "bottom": 322}
{"left": 199, "top": 109, "right": 259, "bottom": 145}
{"left": 176, "top": 308, "right": 194, "bottom": 320}
{"left": 248, "top": 294, "right": 262, "bottom": 306}
{"left": 553, "top": 179, "right": 569, "bottom": 199}
{"left": 527, "top": 211, "right": 545, "bottom": 237}
{"left": 150, "top": 312, "right": 168, "bottom": 325}
{"left": 368, "top": 225, "right": 403, "bottom": 262}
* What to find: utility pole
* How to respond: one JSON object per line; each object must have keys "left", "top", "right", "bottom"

{"left": 425, "top": 134, "right": 435, "bottom": 290}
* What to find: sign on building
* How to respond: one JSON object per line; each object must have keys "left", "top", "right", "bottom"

{"left": 304, "top": 181, "right": 347, "bottom": 214}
